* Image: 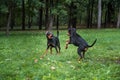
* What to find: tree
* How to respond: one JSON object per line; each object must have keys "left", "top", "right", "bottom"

{"left": 56, "top": 0, "right": 59, "bottom": 36}
{"left": 22, "top": 0, "right": 25, "bottom": 30}
{"left": 48, "top": 0, "right": 53, "bottom": 30}
{"left": 45, "top": 0, "right": 49, "bottom": 30}
{"left": 6, "top": 0, "right": 13, "bottom": 35}
{"left": 117, "top": 8, "right": 120, "bottom": 28}
{"left": 46, "top": 0, "right": 54, "bottom": 30}
{"left": 97, "top": 0, "right": 102, "bottom": 29}
{"left": 27, "top": 0, "right": 32, "bottom": 29}
{"left": 87, "top": 0, "right": 91, "bottom": 28}
{"left": 1, "top": 0, "right": 120, "bottom": 30}
{"left": 6, "top": 6, "right": 12, "bottom": 36}
{"left": 38, "top": 0, "right": 43, "bottom": 30}
{"left": 87, "top": 0, "right": 94, "bottom": 28}
{"left": 66, "top": 1, "right": 77, "bottom": 28}
{"left": 10, "top": 1, "right": 16, "bottom": 30}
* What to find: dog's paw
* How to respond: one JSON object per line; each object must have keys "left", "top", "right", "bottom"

{"left": 40, "top": 56, "right": 44, "bottom": 59}
{"left": 40, "top": 57, "right": 43, "bottom": 60}
{"left": 78, "top": 60, "right": 81, "bottom": 63}
{"left": 65, "top": 46, "right": 68, "bottom": 49}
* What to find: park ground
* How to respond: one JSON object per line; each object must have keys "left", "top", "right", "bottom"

{"left": 0, "top": 29, "right": 120, "bottom": 80}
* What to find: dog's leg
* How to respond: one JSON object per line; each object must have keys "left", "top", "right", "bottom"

{"left": 57, "top": 38, "right": 61, "bottom": 53}
{"left": 40, "top": 49, "right": 48, "bottom": 59}
{"left": 50, "top": 47, "right": 52, "bottom": 54}
{"left": 40, "top": 46, "right": 49, "bottom": 59}
{"left": 65, "top": 44, "right": 68, "bottom": 49}
{"left": 58, "top": 46, "right": 61, "bottom": 53}
{"left": 55, "top": 47, "right": 59, "bottom": 54}
{"left": 57, "top": 46, "right": 60, "bottom": 54}
{"left": 82, "top": 51, "right": 85, "bottom": 59}
{"left": 77, "top": 47, "right": 83, "bottom": 61}
{"left": 82, "top": 48, "right": 87, "bottom": 58}
{"left": 65, "top": 40, "right": 70, "bottom": 49}
{"left": 58, "top": 43, "right": 61, "bottom": 54}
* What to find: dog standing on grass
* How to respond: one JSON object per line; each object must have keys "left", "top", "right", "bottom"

{"left": 65, "top": 28, "right": 97, "bottom": 61}
{"left": 41, "top": 31, "right": 61, "bottom": 58}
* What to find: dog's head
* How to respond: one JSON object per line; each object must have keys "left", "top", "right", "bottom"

{"left": 68, "top": 28, "right": 76, "bottom": 36}
{"left": 46, "top": 31, "right": 53, "bottom": 39}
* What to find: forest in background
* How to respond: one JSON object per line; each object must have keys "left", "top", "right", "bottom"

{"left": 0, "top": 0, "right": 120, "bottom": 32}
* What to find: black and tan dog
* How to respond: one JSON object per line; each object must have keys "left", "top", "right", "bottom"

{"left": 65, "top": 28, "right": 97, "bottom": 60}
{"left": 41, "top": 31, "right": 61, "bottom": 58}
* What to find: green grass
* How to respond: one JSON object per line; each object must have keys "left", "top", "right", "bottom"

{"left": 0, "top": 29, "right": 120, "bottom": 80}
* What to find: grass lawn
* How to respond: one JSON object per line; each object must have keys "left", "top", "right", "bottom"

{"left": 0, "top": 29, "right": 120, "bottom": 80}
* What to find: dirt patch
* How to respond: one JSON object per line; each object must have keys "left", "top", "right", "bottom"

{"left": 96, "top": 57, "right": 120, "bottom": 64}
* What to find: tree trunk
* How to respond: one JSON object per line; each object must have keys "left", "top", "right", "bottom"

{"left": 10, "top": 2, "right": 15, "bottom": 30}
{"left": 6, "top": 9, "right": 12, "bottom": 36}
{"left": 28, "top": 15, "right": 32, "bottom": 29}
{"left": 87, "top": 0, "right": 94, "bottom": 28}
{"left": 10, "top": 11, "right": 15, "bottom": 30}
{"left": 72, "top": 17, "right": 77, "bottom": 28}
{"left": 45, "top": 0, "right": 49, "bottom": 30}
{"left": 107, "top": 2, "right": 114, "bottom": 27}
{"left": 22, "top": 0, "right": 25, "bottom": 30}
{"left": 38, "top": 0, "right": 43, "bottom": 30}
{"left": 38, "top": 8, "right": 43, "bottom": 30}
{"left": 28, "top": 15, "right": 31, "bottom": 28}
{"left": 47, "top": 15, "right": 54, "bottom": 30}
{"left": 104, "top": 9, "right": 107, "bottom": 28}
{"left": 72, "top": 3, "right": 77, "bottom": 28}
{"left": 45, "top": 0, "right": 55, "bottom": 30}
{"left": 56, "top": 0, "right": 59, "bottom": 34}
{"left": 68, "top": 6, "right": 72, "bottom": 28}
{"left": 28, "top": 0, "right": 31, "bottom": 29}
{"left": 90, "top": 0, "right": 94, "bottom": 28}
{"left": 0, "top": 11, "right": 2, "bottom": 29}
{"left": 68, "top": 2, "right": 77, "bottom": 28}
{"left": 87, "top": 0, "right": 90, "bottom": 28}
{"left": 46, "top": 0, "right": 54, "bottom": 30}
{"left": 117, "top": 8, "right": 120, "bottom": 28}
{"left": 10, "top": 11, "right": 14, "bottom": 30}
{"left": 97, "top": 0, "right": 102, "bottom": 29}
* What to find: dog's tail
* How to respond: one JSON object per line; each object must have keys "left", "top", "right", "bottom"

{"left": 56, "top": 17, "right": 59, "bottom": 38}
{"left": 88, "top": 39, "right": 97, "bottom": 47}
{"left": 57, "top": 29, "right": 59, "bottom": 38}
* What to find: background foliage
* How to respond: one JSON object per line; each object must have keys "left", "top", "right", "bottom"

{"left": 0, "top": 0, "right": 120, "bottom": 30}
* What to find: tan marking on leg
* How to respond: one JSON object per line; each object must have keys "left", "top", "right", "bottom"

{"left": 40, "top": 49, "right": 48, "bottom": 59}
{"left": 84, "top": 48, "right": 88, "bottom": 51}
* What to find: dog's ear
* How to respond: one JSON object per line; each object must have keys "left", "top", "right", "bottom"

{"left": 45, "top": 31, "right": 51, "bottom": 35}
{"left": 45, "top": 31, "right": 50, "bottom": 38}
{"left": 45, "top": 31, "right": 49, "bottom": 35}
{"left": 68, "top": 28, "right": 76, "bottom": 36}
{"left": 45, "top": 31, "right": 53, "bottom": 37}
